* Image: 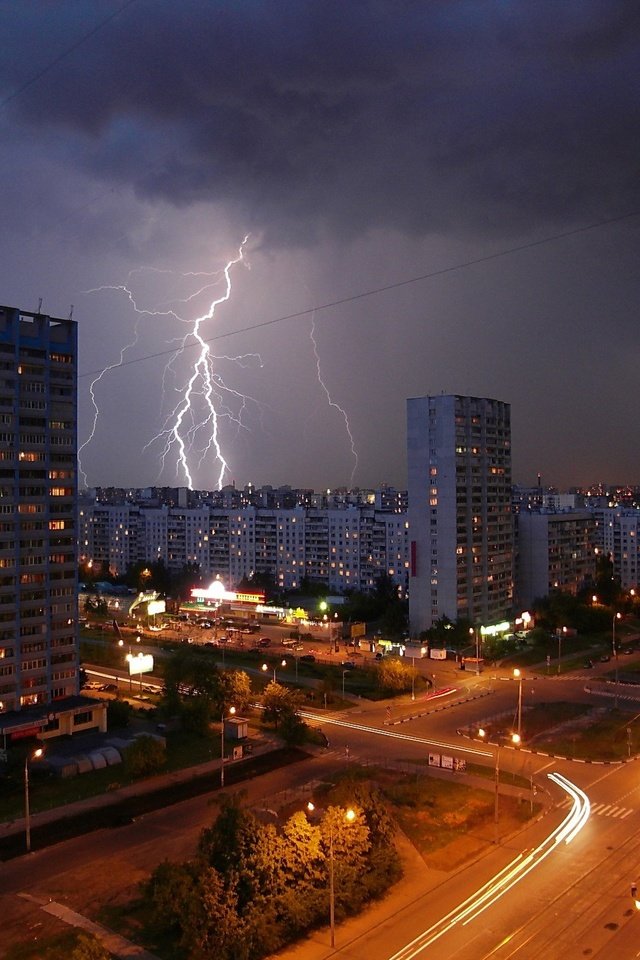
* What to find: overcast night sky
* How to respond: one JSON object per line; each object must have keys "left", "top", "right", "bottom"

{"left": 1, "top": 2, "right": 638, "bottom": 493}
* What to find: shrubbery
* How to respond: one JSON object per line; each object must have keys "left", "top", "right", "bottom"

{"left": 145, "top": 787, "right": 401, "bottom": 959}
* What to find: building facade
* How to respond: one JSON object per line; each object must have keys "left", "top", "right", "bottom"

{"left": 78, "top": 497, "right": 411, "bottom": 597}
{"left": 407, "top": 394, "right": 513, "bottom": 633}
{"left": 0, "top": 307, "right": 78, "bottom": 710}
{"left": 516, "top": 510, "right": 595, "bottom": 607}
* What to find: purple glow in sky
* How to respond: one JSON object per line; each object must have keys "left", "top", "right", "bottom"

{"left": 1, "top": 2, "right": 638, "bottom": 490}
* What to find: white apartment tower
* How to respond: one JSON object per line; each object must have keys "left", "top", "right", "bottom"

{"left": 407, "top": 395, "right": 513, "bottom": 634}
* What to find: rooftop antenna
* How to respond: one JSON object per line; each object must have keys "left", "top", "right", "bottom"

{"left": 68, "top": 305, "right": 74, "bottom": 321}
{"left": 37, "top": 297, "right": 43, "bottom": 314}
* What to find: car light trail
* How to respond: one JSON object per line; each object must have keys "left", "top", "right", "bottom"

{"left": 385, "top": 773, "right": 590, "bottom": 960}
{"left": 298, "top": 711, "right": 493, "bottom": 758}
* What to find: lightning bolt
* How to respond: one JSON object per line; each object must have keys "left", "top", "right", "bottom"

{"left": 80, "top": 236, "right": 263, "bottom": 490}
{"left": 309, "top": 311, "right": 358, "bottom": 486}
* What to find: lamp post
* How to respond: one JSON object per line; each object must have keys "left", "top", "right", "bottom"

{"left": 120, "top": 635, "right": 141, "bottom": 692}
{"left": 342, "top": 669, "right": 348, "bottom": 699}
{"left": 411, "top": 656, "right": 416, "bottom": 701}
{"left": 469, "top": 627, "right": 481, "bottom": 674}
{"left": 24, "top": 746, "right": 44, "bottom": 852}
{"left": 513, "top": 668, "right": 523, "bottom": 739}
{"left": 308, "top": 802, "right": 356, "bottom": 949}
{"left": 478, "top": 729, "right": 519, "bottom": 844}
{"left": 557, "top": 626, "right": 566, "bottom": 676}
{"left": 613, "top": 612, "right": 622, "bottom": 708}
{"left": 220, "top": 706, "right": 236, "bottom": 788}
{"left": 262, "top": 660, "right": 287, "bottom": 683}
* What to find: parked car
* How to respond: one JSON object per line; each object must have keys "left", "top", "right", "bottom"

{"left": 258, "top": 637, "right": 271, "bottom": 647}
{"left": 99, "top": 683, "right": 118, "bottom": 692}
{"left": 341, "top": 661, "right": 356, "bottom": 670}
{"left": 600, "top": 654, "right": 611, "bottom": 662}
{"left": 300, "top": 654, "right": 316, "bottom": 663}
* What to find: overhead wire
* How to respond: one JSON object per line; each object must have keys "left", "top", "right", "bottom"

{"left": 79, "top": 207, "right": 640, "bottom": 380}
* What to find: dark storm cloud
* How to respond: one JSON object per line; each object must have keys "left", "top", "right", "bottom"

{"left": 2, "top": 1, "right": 639, "bottom": 242}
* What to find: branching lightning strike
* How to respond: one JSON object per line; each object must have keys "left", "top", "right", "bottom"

{"left": 309, "top": 311, "right": 358, "bottom": 486}
{"left": 80, "top": 236, "right": 262, "bottom": 490}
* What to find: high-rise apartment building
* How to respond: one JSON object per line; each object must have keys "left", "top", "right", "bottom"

{"left": 0, "top": 306, "right": 104, "bottom": 740}
{"left": 407, "top": 394, "right": 513, "bottom": 634}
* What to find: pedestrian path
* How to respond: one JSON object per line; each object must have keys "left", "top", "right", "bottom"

{"left": 18, "top": 894, "right": 160, "bottom": 959}
{"left": 559, "top": 797, "right": 634, "bottom": 819}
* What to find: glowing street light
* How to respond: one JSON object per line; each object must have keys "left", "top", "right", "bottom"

{"left": 119, "top": 635, "right": 141, "bottom": 692}
{"left": 25, "top": 746, "right": 44, "bottom": 852}
{"left": 613, "top": 612, "right": 622, "bottom": 708}
{"left": 262, "top": 659, "right": 287, "bottom": 683}
{"left": 557, "top": 625, "right": 567, "bottom": 676}
{"left": 220, "top": 706, "right": 236, "bottom": 788}
{"left": 513, "top": 668, "right": 523, "bottom": 738}
{"left": 478, "top": 729, "right": 520, "bottom": 843}
{"left": 307, "top": 802, "right": 356, "bottom": 949}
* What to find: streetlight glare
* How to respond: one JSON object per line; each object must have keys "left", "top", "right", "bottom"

{"left": 345, "top": 808, "right": 356, "bottom": 823}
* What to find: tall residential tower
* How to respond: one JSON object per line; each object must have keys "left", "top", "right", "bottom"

{"left": 0, "top": 307, "right": 104, "bottom": 740}
{"left": 407, "top": 394, "right": 513, "bottom": 634}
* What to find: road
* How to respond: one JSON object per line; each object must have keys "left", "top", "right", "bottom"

{"left": 8, "top": 653, "right": 640, "bottom": 959}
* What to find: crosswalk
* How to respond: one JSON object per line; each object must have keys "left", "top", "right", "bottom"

{"left": 560, "top": 797, "right": 633, "bottom": 819}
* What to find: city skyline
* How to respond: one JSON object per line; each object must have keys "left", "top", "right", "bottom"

{"left": 1, "top": 3, "right": 639, "bottom": 491}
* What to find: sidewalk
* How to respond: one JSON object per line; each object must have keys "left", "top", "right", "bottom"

{"left": 0, "top": 735, "right": 279, "bottom": 841}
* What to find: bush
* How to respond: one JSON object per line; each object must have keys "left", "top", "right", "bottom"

{"left": 70, "top": 932, "right": 110, "bottom": 960}
{"left": 124, "top": 735, "right": 166, "bottom": 777}
{"left": 107, "top": 698, "right": 132, "bottom": 729}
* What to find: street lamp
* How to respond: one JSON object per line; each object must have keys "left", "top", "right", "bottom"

{"left": 557, "top": 626, "right": 567, "bottom": 676}
{"left": 24, "top": 746, "right": 44, "bottom": 852}
{"left": 469, "top": 627, "right": 481, "bottom": 675}
{"left": 478, "top": 729, "right": 519, "bottom": 844}
{"left": 220, "top": 706, "right": 236, "bottom": 788}
{"left": 513, "top": 668, "right": 523, "bottom": 738}
{"left": 613, "top": 612, "right": 622, "bottom": 708}
{"left": 120, "top": 635, "right": 141, "bottom": 692}
{"left": 262, "top": 659, "right": 287, "bottom": 683}
{"left": 307, "top": 802, "right": 356, "bottom": 949}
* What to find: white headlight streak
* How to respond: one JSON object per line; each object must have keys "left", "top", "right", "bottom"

{"left": 385, "top": 773, "right": 590, "bottom": 960}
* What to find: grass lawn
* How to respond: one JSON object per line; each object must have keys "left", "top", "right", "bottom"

{"left": 481, "top": 700, "right": 640, "bottom": 761}
{"left": 3, "top": 930, "right": 86, "bottom": 960}
{"left": 0, "top": 728, "right": 221, "bottom": 823}
{"left": 533, "top": 708, "right": 640, "bottom": 760}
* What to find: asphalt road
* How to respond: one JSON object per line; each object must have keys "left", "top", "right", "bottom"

{"left": 7, "top": 653, "right": 640, "bottom": 959}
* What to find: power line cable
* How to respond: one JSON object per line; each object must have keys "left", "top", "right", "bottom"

{"left": 0, "top": 0, "right": 140, "bottom": 111}
{"left": 80, "top": 207, "right": 640, "bottom": 380}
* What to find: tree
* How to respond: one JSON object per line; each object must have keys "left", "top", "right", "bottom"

{"left": 181, "top": 867, "right": 247, "bottom": 960}
{"left": 279, "top": 706, "right": 308, "bottom": 745}
{"left": 262, "top": 682, "right": 302, "bottom": 730}
{"left": 124, "top": 734, "right": 166, "bottom": 777}
{"left": 107, "top": 697, "right": 132, "bottom": 729}
{"left": 146, "top": 859, "right": 199, "bottom": 934}
{"left": 70, "top": 933, "right": 111, "bottom": 960}
{"left": 219, "top": 669, "right": 252, "bottom": 713}
{"left": 377, "top": 657, "right": 414, "bottom": 694}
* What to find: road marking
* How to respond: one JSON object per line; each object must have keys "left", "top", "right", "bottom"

{"left": 561, "top": 798, "right": 633, "bottom": 819}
